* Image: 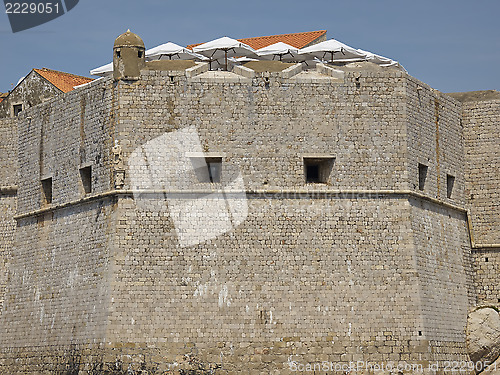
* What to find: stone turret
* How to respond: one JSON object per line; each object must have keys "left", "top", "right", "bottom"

{"left": 113, "top": 29, "right": 145, "bottom": 81}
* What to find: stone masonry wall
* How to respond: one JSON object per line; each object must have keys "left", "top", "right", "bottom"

{"left": 109, "top": 67, "right": 422, "bottom": 372}
{"left": 0, "top": 117, "right": 17, "bottom": 314}
{"left": 0, "top": 201, "right": 115, "bottom": 347}
{"left": 107, "top": 195, "right": 423, "bottom": 374}
{"left": 405, "top": 79, "right": 465, "bottom": 205}
{"left": 0, "top": 117, "right": 17, "bottom": 186}
{"left": 457, "top": 92, "right": 500, "bottom": 307}
{"left": 472, "top": 249, "right": 500, "bottom": 306}
{"left": 405, "top": 80, "right": 476, "bottom": 350}
{"left": 0, "top": 64, "right": 481, "bottom": 373}
{"left": 460, "top": 93, "right": 500, "bottom": 245}
{"left": 103, "top": 67, "right": 472, "bottom": 371}
{"left": 15, "top": 78, "right": 114, "bottom": 213}
{"left": 409, "top": 199, "right": 471, "bottom": 360}
{"left": 0, "top": 77, "right": 117, "bottom": 356}
{"left": 0, "top": 194, "right": 15, "bottom": 314}
{"left": 117, "top": 67, "right": 409, "bottom": 192}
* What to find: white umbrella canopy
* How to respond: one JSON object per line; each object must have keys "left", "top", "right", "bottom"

{"left": 90, "top": 62, "right": 113, "bottom": 77}
{"left": 299, "top": 38, "right": 367, "bottom": 63}
{"left": 256, "top": 42, "right": 305, "bottom": 62}
{"left": 146, "top": 42, "right": 207, "bottom": 61}
{"left": 193, "top": 36, "right": 256, "bottom": 70}
{"left": 356, "top": 48, "right": 406, "bottom": 70}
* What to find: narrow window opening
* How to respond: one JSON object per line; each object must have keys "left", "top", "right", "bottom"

{"left": 41, "top": 177, "right": 52, "bottom": 204}
{"left": 207, "top": 160, "right": 221, "bottom": 183}
{"left": 138, "top": 50, "right": 143, "bottom": 58}
{"left": 418, "top": 331, "right": 422, "bottom": 336}
{"left": 13, "top": 104, "right": 23, "bottom": 116}
{"left": 485, "top": 257, "right": 488, "bottom": 263}
{"left": 446, "top": 174, "right": 455, "bottom": 198}
{"left": 304, "top": 157, "right": 335, "bottom": 184}
{"left": 80, "top": 166, "right": 92, "bottom": 194}
{"left": 306, "top": 164, "right": 320, "bottom": 182}
{"left": 192, "top": 157, "right": 222, "bottom": 183}
{"left": 116, "top": 50, "right": 121, "bottom": 58}
{"left": 169, "top": 76, "right": 174, "bottom": 82}
{"left": 418, "top": 163, "right": 428, "bottom": 191}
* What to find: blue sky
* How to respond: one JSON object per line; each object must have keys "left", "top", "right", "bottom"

{"left": 1, "top": 0, "right": 499, "bottom": 93}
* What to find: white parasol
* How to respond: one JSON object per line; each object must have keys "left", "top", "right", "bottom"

{"left": 193, "top": 37, "right": 256, "bottom": 70}
{"left": 356, "top": 49, "right": 406, "bottom": 70}
{"left": 90, "top": 62, "right": 113, "bottom": 77}
{"left": 256, "top": 42, "right": 306, "bottom": 62}
{"left": 299, "top": 38, "right": 367, "bottom": 63}
{"left": 146, "top": 42, "right": 207, "bottom": 61}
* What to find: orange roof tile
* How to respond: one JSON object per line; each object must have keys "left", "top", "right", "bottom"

{"left": 239, "top": 30, "right": 327, "bottom": 50}
{"left": 34, "top": 68, "right": 94, "bottom": 93}
{"left": 188, "top": 30, "right": 327, "bottom": 51}
{"left": 0, "top": 93, "right": 7, "bottom": 103}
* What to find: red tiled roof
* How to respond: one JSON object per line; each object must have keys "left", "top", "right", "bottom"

{"left": 0, "top": 93, "right": 7, "bottom": 103}
{"left": 188, "top": 30, "right": 327, "bottom": 51}
{"left": 239, "top": 30, "right": 327, "bottom": 50}
{"left": 34, "top": 68, "right": 94, "bottom": 93}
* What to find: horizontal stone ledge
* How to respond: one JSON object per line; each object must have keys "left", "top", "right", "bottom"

{"left": 471, "top": 244, "right": 500, "bottom": 250}
{"left": 185, "top": 152, "right": 226, "bottom": 158}
{"left": 14, "top": 188, "right": 466, "bottom": 219}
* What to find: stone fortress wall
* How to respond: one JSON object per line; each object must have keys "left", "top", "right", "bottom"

{"left": 0, "top": 116, "right": 17, "bottom": 313}
{"left": 0, "top": 32, "right": 498, "bottom": 374}
{"left": 0, "top": 76, "right": 116, "bottom": 350}
{"left": 450, "top": 90, "right": 500, "bottom": 307}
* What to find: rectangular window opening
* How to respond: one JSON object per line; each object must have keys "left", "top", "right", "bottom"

{"left": 446, "top": 174, "right": 455, "bottom": 198}
{"left": 13, "top": 104, "right": 23, "bottom": 116}
{"left": 418, "top": 163, "right": 428, "bottom": 191}
{"left": 80, "top": 166, "right": 92, "bottom": 194}
{"left": 304, "top": 157, "right": 335, "bottom": 184}
{"left": 41, "top": 177, "right": 52, "bottom": 204}
{"left": 192, "top": 157, "right": 222, "bottom": 183}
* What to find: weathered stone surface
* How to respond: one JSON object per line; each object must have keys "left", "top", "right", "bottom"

{"left": 459, "top": 93, "right": 500, "bottom": 306}
{"left": 467, "top": 307, "right": 500, "bottom": 365}
{"left": 0, "top": 32, "right": 498, "bottom": 373}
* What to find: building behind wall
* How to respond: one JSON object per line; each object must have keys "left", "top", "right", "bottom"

{"left": 0, "top": 31, "right": 498, "bottom": 374}
{"left": 0, "top": 68, "right": 94, "bottom": 119}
